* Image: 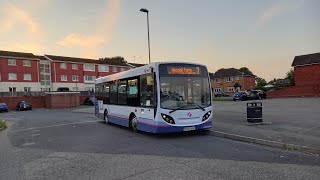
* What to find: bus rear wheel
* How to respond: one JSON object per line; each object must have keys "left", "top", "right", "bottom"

{"left": 104, "top": 110, "right": 110, "bottom": 124}
{"left": 130, "top": 115, "right": 138, "bottom": 132}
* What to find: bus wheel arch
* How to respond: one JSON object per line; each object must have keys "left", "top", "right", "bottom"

{"left": 129, "top": 113, "right": 138, "bottom": 132}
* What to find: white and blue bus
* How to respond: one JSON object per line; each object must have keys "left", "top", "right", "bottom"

{"left": 95, "top": 62, "right": 212, "bottom": 133}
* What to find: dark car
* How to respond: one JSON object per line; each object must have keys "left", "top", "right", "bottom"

{"left": 0, "top": 103, "right": 8, "bottom": 112}
{"left": 84, "top": 97, "right": 95, "bottom": 106}
{"left": 16, "top": 101, "right": 32, "bottom": 111}
{"left": 233, "top": 91, "right": 248, "bottom": 101}
{"left": 214, "top": 92, "right": 230, "bottom": 97}
{"left": 248, "top": 90, "right": 267, "bottom": 100}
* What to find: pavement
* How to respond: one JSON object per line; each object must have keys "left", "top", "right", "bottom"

{"left": 212, "top": 97, "right": 320, "bottom": 153}
{"left": 0, "top": 108, "right": 319, "bottom": 179}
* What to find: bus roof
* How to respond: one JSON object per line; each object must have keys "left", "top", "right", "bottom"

{"left": 95, "top": 61, "right": 207, "bottom": 84}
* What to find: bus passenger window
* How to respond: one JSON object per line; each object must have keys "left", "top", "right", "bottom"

{"left": 110, "top": 81, "right": 118, "bottom": 104}
{"left": 140, "top": 74, "right": 154, "bottom": 107}
{"left": 118, "top": 80, "right": 127, "bottom": 104}
{"left": 127, "top": 78, "right": 139, "bottom": 106}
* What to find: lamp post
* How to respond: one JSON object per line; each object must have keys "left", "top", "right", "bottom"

{"left": 140, "top": 8, "right": 151, "bottom": 64}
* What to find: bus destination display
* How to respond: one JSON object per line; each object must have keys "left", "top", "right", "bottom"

{"left": 167, "top": 66, "right": 200, "bottom": 75}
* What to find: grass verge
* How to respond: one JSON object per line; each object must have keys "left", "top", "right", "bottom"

{"left": 0, "top": 120, "right": 7, "bottom": 130}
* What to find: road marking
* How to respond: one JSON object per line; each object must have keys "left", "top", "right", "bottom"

{"left": 299, "top": 124, "right": 320, "bottom": 134}
{"left": 22, "top": 142, "right": 35, "bottom": 146}
{"left": 9, "top": 120, "right": 104, "bottom": 133}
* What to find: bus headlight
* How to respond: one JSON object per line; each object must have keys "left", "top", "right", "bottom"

{"left": 202, "top": 111, "right": 211, "bottom": 121}
{"left": 161, "top": 113, "right": 175, "bottom": 124}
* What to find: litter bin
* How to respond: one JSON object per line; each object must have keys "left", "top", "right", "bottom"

{"left": 247, "top": 102, "right": 262, "bottom": 123}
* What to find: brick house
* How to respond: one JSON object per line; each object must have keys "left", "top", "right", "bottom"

{"left": 0, "top": 50, "right": 41, "bottom": 92}
{"left": 210, "top": 68, "right": 256, "bottom": 95}
{"left": 267, "top": 52, "right": 320, "bottom": 98}
{"left": 0, "top": 50, "right": 133, "bottom": 92}
{"left": 44, "top": 55, "right": 131, "bottom": 91}
{"left": 292, "top": 52, "right": 320, "bottom": 87}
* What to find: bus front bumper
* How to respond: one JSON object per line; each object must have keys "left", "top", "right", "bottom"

{"left": 138, "top": 118, "right": 213, "bottom": 133}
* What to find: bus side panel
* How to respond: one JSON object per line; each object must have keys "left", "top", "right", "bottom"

{"left": 108, "top": 105, "right": 131, "bottom": 127}
{"left": 95, "top": 101, "right": 104, "bottom": 120}
{"left": 136, "top": 108, "right": 155, "bottom": 133}
{"left": 137, "top": 117, "right": 155, "bottom": 133}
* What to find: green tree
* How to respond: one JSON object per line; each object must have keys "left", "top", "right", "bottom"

{"left": 239, "top": 67, "right": 253, "bottom": 75}
{"left": 99, "top": 56, "right": 127, "bottom": 64}
{"left": 285, "top": 69, "right": 295, "bottom": 86}
{"left": 255, "top": 77, "right": 267, "bottom": 91}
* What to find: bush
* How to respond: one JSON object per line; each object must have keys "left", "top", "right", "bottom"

{"left": 0, "top": 120, "right": 7, "bottom": 130}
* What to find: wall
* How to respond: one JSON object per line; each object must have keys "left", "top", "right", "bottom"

{"left": 267, "top": 85, "right": 320, "bottom": 98}
{"left": 45, "top": 92, "right": 80, "bottom": 109}
{"left": 0, "top": 96, "right": 45, "bottom": 110}
{"left": 294, "top": 64, "right": 320, "bottom": 87}
{"left": 0, "top": 93, "right": 92, "bottom": 110}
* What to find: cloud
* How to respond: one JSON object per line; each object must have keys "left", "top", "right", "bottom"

{"left": 2, "top": 43, "right": 45, "bottom": 54}
{"left": 57, "top": 33, "right": 105, "bottom": 48}
{"left": 256, "top": 0, "right": 305, "bottom": 28}
{"left": 56, "top": 0, "right": 121, "bottom": 58}
{"left": 0, "top": 2, "right": 41, "bottom": 34}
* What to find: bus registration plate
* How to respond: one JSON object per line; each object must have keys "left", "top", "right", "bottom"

{"left": 183, "top": 126, "right": 195, "bottom": 131}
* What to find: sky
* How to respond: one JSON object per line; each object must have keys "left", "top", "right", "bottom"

{"left": 0, "top": 0, "right": 319, "bottom": 81}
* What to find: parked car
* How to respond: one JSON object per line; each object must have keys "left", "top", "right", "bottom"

{"left": 84, "top": 97, "right": 95, "bottom": 106}
{"left": 214, "top": 92, "right": 230, "bottom": 97}
{"left": 0, "top": 103, "right": 8, "bottom": 112}
{"left": 16, "top": 101, "right": 32, "bottom": 111}
{"left": 247, "top": 90, "right": 267, "bottom": 100}
{"left": 233, "top": 91, "right": 249, "bottom": 101}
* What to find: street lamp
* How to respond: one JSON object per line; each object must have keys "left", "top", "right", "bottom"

{"left": 140, "top": 8, "right": 151, "bottom": 64}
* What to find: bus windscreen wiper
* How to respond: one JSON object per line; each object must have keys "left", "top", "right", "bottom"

{"left": 169, "top": 103, "right": 205, "bottom": 113}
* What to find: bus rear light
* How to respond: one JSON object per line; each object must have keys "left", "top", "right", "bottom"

{"left": 161, "top": 113, "right": 175, "bottom": 124}
{"left": 202, "top": 111, "right": 211, "bottom": 121}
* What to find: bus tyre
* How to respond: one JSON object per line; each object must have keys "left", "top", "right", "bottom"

{"left": 104, "top": 110, "right": 110, "bottom": 124}
{"left": 130, "top": 115, "right": 138, "bottom": 132}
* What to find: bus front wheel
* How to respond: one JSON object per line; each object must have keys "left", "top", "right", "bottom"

{"left": 130, "top": 115, "right": 138, "bottom": 132}
{"left": 104, "top": 110, "right": 110, "bottom": 124}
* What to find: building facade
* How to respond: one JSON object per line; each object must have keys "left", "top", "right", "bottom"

{"left": 267, "top": 52, "right": 320, "bottom": 98}
{"left": 0, "top": 50, "right": 132, "bottom": 92}
{"left": 210, "top": 68, "right": 256, "bottom": 95}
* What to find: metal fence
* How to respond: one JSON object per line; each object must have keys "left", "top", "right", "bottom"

{"left": 0, "top": 91, "right": 95, "bottom": 97}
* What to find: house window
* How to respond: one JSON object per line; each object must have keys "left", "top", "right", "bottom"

{"left": 235, "top": 76, "right": 239, "bottom": 80}
{"left": 23, "top": 60, "right": 31, "bottom": 66}
{"left": 214, "top": 78, "right": 220, "bottom": 83}
{"left": 72, "top": 64, "right": 78, "bottom": 70}
{"left": 112, "top": 66, "right": 117, "bottom": 72}
{"left": 60, "top": 63, "right": 67, "bottom": 69}
{"left": 61, "top": 75, "right": 67, "bottom": 81}
{"left": 8, "top": 59, "right": 16, "bottom": 66}
{"left": 84, "top": 75, "right": 95, "bottom": 83}
{"left": 8, "top": 73, "right": 17, "bottom": 80}
{"left": 227, "top": 87, "right": 235, "bottom": 92}
{"left": 98, "top": 65, "right": 109, "bottom": 72}
{"left": 226, "top": 77, "right": 233, "bottom": 82}
{"left": 214, "top": 88, "right": 221, "bottom": 93}
{"left": 23, "top": 73, "right": 32, "bottom": 80}
{"left": 84, "top": 64, "right": 95, "bottom": 71}
{"left": 9, "top": 87, "right": 16, "bottom": 92}
{"left": 72, "top": 75, "right": 79, "bottom": 82}
{"left": 120, "top": 67, "right": 125, "bottom": 72}
{"left": 24, "top": 87, "right": 31, "bottom": 92}
{"left": 85, "top": 87, "right": 94, "bottom": 91}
